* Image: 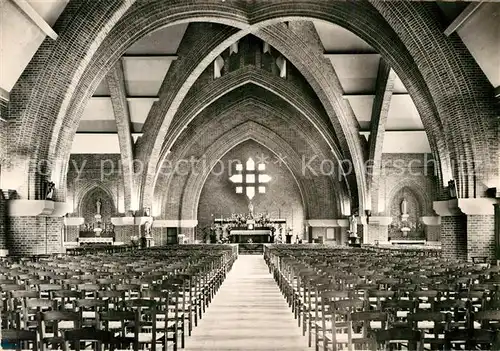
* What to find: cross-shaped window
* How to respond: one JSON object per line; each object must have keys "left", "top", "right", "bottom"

{"left": 229, "top": 158, "right": 271, "bottom": 200}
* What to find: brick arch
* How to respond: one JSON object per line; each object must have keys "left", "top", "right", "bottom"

{"left": 149, "top": 65, "right": 352, "bottom": 207}
{"left": 155, "top": 95, "right": 348, "bottom": 221}
{"left": 77, "top": 184, "right": 116, "bottom": 223}
{"left": 8, "top": 1, "right": 494, "bottom": 204}
{"left": 75, "top": 183, "right": 116, "bottom": 215}
{"left": 176, "top": 120, "right": 342, "bottom": 221}
{"left": 385, "top": 179, "right": 433, "bottom": 217}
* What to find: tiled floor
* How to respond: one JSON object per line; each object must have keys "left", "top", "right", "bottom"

{"left": 183, "top": 255, "right": 310, "bottom": 350}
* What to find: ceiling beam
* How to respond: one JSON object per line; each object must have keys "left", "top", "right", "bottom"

{"left": 122, "top": 54, "right": 178, "bottom": 60}
{"left": 0, "top": 87, "right": 9, "bottom": 104}
{"left": 10, "top": 0, "right": 58, "bottom": 40}
{"left": 91, "top": 95, "right": 159, "bottom": 101}
{"left": 106, "top": 61, "right": 135, "bottom": 212}
{"left": 342, "top": 93, "right": 408, "bottom": 98}
{"left": 444, "top": 2, "right": 484, "bottom": 36}
{"left": 324, "top": 53, "right": 379, "bottom": 59}
{"left": 360, "top": 129, "right": 426, "bottom": 134}
{"left": 494, "top": 86, "right": 500, "bottom": 99}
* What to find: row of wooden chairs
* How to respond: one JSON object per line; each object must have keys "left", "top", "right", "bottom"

{"left": 1, "top": 245, "right": 237, "bottom": 350}
{"left": 264, "top": 245, "right": 500, "bottom": 350}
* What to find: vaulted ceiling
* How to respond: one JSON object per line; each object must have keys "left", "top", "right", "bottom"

{"left": 1, "top": 1, "right": 498, "bottom": 157}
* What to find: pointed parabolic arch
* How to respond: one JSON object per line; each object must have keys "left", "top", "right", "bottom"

{"left": 165, "top": 121, "right": 344, "bottom": 222}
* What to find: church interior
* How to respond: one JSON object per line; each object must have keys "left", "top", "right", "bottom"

{"left": 0, "top": 0, "right": 499, "bottom": 349}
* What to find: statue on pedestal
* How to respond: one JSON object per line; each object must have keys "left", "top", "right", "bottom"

{"left": 45, "top": 181, "right": 55, "bottom": 200}
{"left": 401, "top": 198, "right": 408, "bottom": 216}
{"left": 144, "top": 221, "right": 153, "bottom": 237}
{"left": 400, "top": 197, "right": 410, "bottom": 222}
{"left": 349, "top": 214, "right": 358, "bottom": 236}
{"left": 96, "top": 199, "right": 102, "bottom": 215}
{"left": 248, "top": 201, "right": 254, "bottom": 219}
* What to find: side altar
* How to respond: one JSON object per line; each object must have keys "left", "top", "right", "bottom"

{"left": 78, "top": 199, "right": 115, "bottom": 246}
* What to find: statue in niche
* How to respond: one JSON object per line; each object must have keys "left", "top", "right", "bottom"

{"left": 448, "top": 180, "right": 457, "bottom": 199}
{"left": 96, "top": 199, "right": 102, "bottom": 215}
{"left": 45, "top": 181, "right": 55, "bottom": 200}
{"left": 349, "top": 214, "right": 358, "bottom": 236}
{"left": 144, "top": 221, "right": 153, "bottom": 237}
{"left": 401, "top": 198, "right": 408, "bottom": 216}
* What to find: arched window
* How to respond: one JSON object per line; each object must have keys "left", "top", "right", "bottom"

{"left": 229, "top": 157, "right": 271, "bottom": 200}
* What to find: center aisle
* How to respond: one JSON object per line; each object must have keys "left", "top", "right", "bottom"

{"left": 183, "top": 255, "right": 310, "bottom": 351}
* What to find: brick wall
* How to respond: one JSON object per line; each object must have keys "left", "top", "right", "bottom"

{"left": 65, "top": 226, "right": 79, "bottom": 243}
{"left": 197, "top": 140, "right": 304, "bottom": 240}
{"left": 467, "top": 215, "right": 495, "bottom": 261}
{"left": 367, "top": 224, "right": 388, "bottom": 244}
{"left": 426, "top": 225, "right": 441, "bottom": 242}
{"left": 158, "top": 84, "right": 342, "bottom": 221}
{"left": 114, "top": 225, "right": 136, "bottom": 245}
{"left": 0, "top": 193, "right": 7, "bottom": 253}
{"left": 151, "top": 227, "right": 167, "bottom": 247}
{"left": 441, "top": 216, "right": 467, "bottom": 260}
{"left": 7, "top": 217, "right": 63, "bottom": 256}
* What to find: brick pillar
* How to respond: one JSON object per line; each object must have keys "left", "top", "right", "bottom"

{"left": 366, "top": 216, "right": 391, "bottom": 244}
{"left": 421, "top": 216, "right": 441, "bottom": 243}
{"left": 111, "top": 217, "right": 136, "bottom": 245}
{"left": 145, "top": 219, "right": 198, "bottom": 245}
{"left": 307, "top": 219, "right": 349, "bottom": 245}
{"left": 434, "top": 200, "right": 467, "bottom": 260}
{"left": 495, "top": 204, "right": 500, "bottom": 261}
{"left": 152, "top": 227, "right": 166, "bottom": 246}
{"left": 466, "top": 215, "right": 495, "bottom": 262}
{"left": 6, "top": 200, "right": 70, "bottom": 256}
{"left": 441, "top": 215, "right": 467, "bottom": 260}
{"left": 459, "top": 199, "right": 497, "bottom": 262}
{"left": 359, "top": 216, "right": 368, "bottom": 244}
{"left": 0, "top": 192, "right": 8, "bottom": 256}
{"left": 434, "top": 199, "right": 498, "bottom": 262}
{"left": 63, "top": 217, "right": 84, "bottom": 244}
{"left": 8, "top": 216, "right": 65, "bottom": 256}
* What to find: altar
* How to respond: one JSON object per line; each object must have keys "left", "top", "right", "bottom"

{"left": 229, "top": 229, "right": 272, "bottom": 244}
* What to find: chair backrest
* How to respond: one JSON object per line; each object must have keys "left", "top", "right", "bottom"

{"left": 1, "top": 329, "right": 38, "bottom": 351}
{"left": 376, "top": 328, "right": 422, "bottom": 351}
{"left": 38, "top": 310, "right": 81, "bottom": 346}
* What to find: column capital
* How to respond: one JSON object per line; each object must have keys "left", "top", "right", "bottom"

{"left": 8, "top": 200, "right": 71, "bottom": 217}
{"left": 433, "top": 198, "right": 499, "bottom": 216}
{"left": 458, "top": 198, "right": 498, "bottom": 215}
{"left": 368, "top": 216, "right": 392, "bottom": 226}
{"left": 433, "top": 199, "right": 461, "bottom": 216}
{"left": 153, "top": 220, "right": 198, "bottom": 228}
{"left": 307, "top": 219, "right": 349, "bottom": 227}
{"left": 420, "top": 216, "right": 441, "bottom": 226}
{"left": 111, "top": 217, "right": 135, "bottom": 226}
{"left": 64, "top": 217, "right": 84, "bottom": 226}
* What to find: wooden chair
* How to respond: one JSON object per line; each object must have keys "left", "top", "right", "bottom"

{"left": 1, "top": 329, "right": 38, "bottom": 351}
{"left": 350, "top": 311, "right": 389, "bottom": 351}
{"left": 63, "top": 327, "right": 118, "bottom": 351}
{"left": 376, "top": 328, "right": 423, "bottom": 351}
{"left": 37, "top": 310, "right": 81, "bottom": 351}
